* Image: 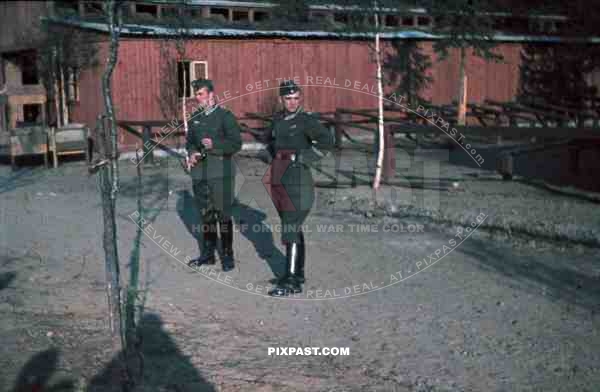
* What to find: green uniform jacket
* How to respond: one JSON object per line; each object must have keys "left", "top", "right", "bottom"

{"left": 186, "top": 106, "right": 242, "bottom": 181}
{"left": 270, "top": 111, "right": 334, "bottom": 212}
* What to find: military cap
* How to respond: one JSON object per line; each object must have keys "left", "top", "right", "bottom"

{"left": 279, "top": 80, "right": 301, "bottom": 96}
{"left": 192, "top": 78, "right": 214, "bottom": 92}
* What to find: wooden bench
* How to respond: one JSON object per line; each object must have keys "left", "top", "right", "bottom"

{"left": 49, "top": 123, "right": 90, "bottom": 168}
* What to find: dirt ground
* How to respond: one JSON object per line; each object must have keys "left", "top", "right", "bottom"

{"left": 1, "top": 142, "right": 600, "bottom": 391}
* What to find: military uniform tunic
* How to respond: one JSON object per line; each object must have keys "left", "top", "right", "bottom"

{"left": 186, "top": 106, "right": 242, "bottom": 219}
{"left": 266, "top": 110, "right": 334, "bottom": 242}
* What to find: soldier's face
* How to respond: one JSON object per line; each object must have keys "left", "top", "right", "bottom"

{"left": 282, "top": 92, "right": 301, "bottom": 113}
{"left": 195, "top": 87, "right": 214, "bottom": 108}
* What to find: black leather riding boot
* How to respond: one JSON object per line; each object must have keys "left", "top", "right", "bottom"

{"left": 188, "top": 222, "right": 217, "bottom": 267}
{"left": 220, "top": 217, "right": 235, "bottom": 272}
{"left": 268, "top": 241, "right": 303, "bottom": 297}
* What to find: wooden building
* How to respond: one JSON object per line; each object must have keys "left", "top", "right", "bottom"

{"left": 0, "top": 1, "right": 598, "bottom": 152}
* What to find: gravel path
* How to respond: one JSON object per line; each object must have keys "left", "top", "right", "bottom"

{"left": 1, "top": 146, "right": 599, "bottom": 391}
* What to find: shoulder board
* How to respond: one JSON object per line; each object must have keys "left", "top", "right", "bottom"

{"left": 302, "top": 111, "right": 320, "bottom": 119}
{"left": 219, "top": 106, "right": 236, "bottom": 117}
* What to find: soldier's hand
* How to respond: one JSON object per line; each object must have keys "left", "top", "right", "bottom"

{"left": 201, "top": 137, "right": 213, "bottom": 150}
{"left": 189, "top": 153, "right": 202, "bottom": 167}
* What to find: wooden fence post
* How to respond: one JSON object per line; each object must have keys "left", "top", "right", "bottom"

{"left": 383, "top": 124, "right": 395, "bottom": 182}
{"left": 497, "top": 153, "right": 513, "bottom": 180}
{"left": 142, "top": 125, "right": 153, "bottom": 164}
{"left": 334, "top": 109, "right": 351, "bottom": 150}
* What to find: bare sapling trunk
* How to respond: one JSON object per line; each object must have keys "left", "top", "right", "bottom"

{"left": 99, "top": 1, "right": 132, "bottom": 389}
{"left": 457, "top": 46, "right": 467, "bottom": 126}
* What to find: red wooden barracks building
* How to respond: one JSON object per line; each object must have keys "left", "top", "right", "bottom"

{"left": 0, "top": 1, "right": 597, "bottom": 152}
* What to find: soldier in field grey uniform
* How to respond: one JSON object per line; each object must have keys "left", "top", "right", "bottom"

{"left": 186, "top": 79, "right": 242, "bottom": 272}
{"left": 263, "top": 80, "right": 334, "bottom": 296}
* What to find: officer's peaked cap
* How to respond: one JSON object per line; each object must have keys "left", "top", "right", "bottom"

{"left": 279, "top": 80, "right": 301, "bottom": 96}
{"left": 192, "top": 78, "right": 214, "bottom": 92}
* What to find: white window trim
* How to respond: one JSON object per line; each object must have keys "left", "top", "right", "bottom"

{"left": 180, "top": 60, "right": 209, "bottom": 98}
{"left": 190, "top": 60, "right": 209, "bottom": 83}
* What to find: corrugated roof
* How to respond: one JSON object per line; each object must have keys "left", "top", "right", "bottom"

{"left": 45, "top": 16, "right": 600, "bottom": 43}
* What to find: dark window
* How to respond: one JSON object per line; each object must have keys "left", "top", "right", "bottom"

{"left": 493, "top": 17, "right": 505, "bottom": 30}
{"left": 348, "top": 13, "right": 365, "bottom": 26}
{"left": 211, "top": 8, "right": 229, "bottom": 21}
{"left": 84, "top": 2, "right": 104, "bottom": 16}
{"left": 554, "top": 20, "right": 565, "bottom": 33}
{"left": 402, "top": 16, "right": 415, "bottom": 26}
{"left": 135, "top": 4, "right": 158, "bottom": 18}
{"left": 334, "top": 13, "right": 348, "bottom": 23}
{"left": 503, "top": 17, "right": 529, "bottom": 33}
{"left": 177, "top": 61, "right": 191, "bottom": 98}
{"left": 178, "top": 61, "right": 208, "bottom": 98}
{"left": 233, "top": 10, "right": 248, "bottom": 22}
{"left": 54, "top": 0, "right": 79, "bottom": 15}
{"left": 162, "top": 6, "right": 179, "bottom": 19}
{"left": 21, "top": 54, "right": 39, "bottom": 85}
{"left": 310, "top": 12, "right": 329, "bottom": 22}
{"left": 23, "top": 104, "right": 42, "bottom": 124}
{"left": 385, "top": 15, "right": 399, "bottom": 27}
{"left": 186, "top": 7, "right": 203, "bottom": 19}
{"left": 417, "top": 16, "right": 430, "bottom": 26}
{"left": 254, "top": 11, "right": 269, "bottom": 22}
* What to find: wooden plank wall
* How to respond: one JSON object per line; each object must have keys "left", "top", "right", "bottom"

{"left": 71, "top": 38, "right": 523, "bottom": 150}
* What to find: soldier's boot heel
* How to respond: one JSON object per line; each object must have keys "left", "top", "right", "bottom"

{"left": 188, "top": 224, "right": 217, "bottom": 267}
{"left": 188, "top": 246, "right": 216, "bottom": 266}
{"left": 297, "top": 231, "right": 306, "bottom": 284}
{"left": 268, "top": 242, "right": 303, "bottom": 297}
{"left": 220, "top": 218, "right": 235, "bottom": 272}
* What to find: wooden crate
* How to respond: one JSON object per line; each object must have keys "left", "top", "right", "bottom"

{"left": 9, "top": 126, "right": 49, "bottom": 169}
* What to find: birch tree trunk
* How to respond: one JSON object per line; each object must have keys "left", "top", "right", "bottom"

{"left": 457, "top": 46, "right": 467, "bottom": 126}
{"left": 52, "top": 47, "right": 62, "bottom": 128}
{"left": 60, "top": 65, "right": 69, "bottom": 125}
{"left": 372, "top": 1, "right": 385, "bottom": 190}
{"left": 183, "top": 64, "right": 190, "bottom": 171}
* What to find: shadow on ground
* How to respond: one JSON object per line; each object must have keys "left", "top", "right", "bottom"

{"left": 176, "top": 190, "right": 203, "bottom": 250}
{"left": 459, "top": 237, "right": 600, "bottom": 312}
{"left": 0, "top": 271, "right": 16, "bottom": 291}
{"left": 233, "top": 202, "right": 286, "bottom": 279}
{"left": 10, "top": 348, "right": 75, "bottom": 392}
{"left": 449, "top": 142, "right": 600, "bottom": 193}
{"left": 86, "top": 313, "right": 216, "bottom": 392}
{"left": 0, "top": 168, "right": 41, "bottom": 194}
{"left": 175, "top": 190, "right": 286, "bottom": 279}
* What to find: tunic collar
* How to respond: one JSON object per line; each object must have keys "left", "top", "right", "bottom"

{"left": 283, "top": 106, "right": 303, "bottom": 121}
{"left": 202, "top": 104, "right": 219, "bottom": 116}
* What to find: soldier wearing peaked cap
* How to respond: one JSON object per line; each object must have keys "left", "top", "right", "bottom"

{"left": 186, "top": 78, "right": 242, "bottom": 272}
{"left": 263, "top": 80, "right": 334, "bottom": 296}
